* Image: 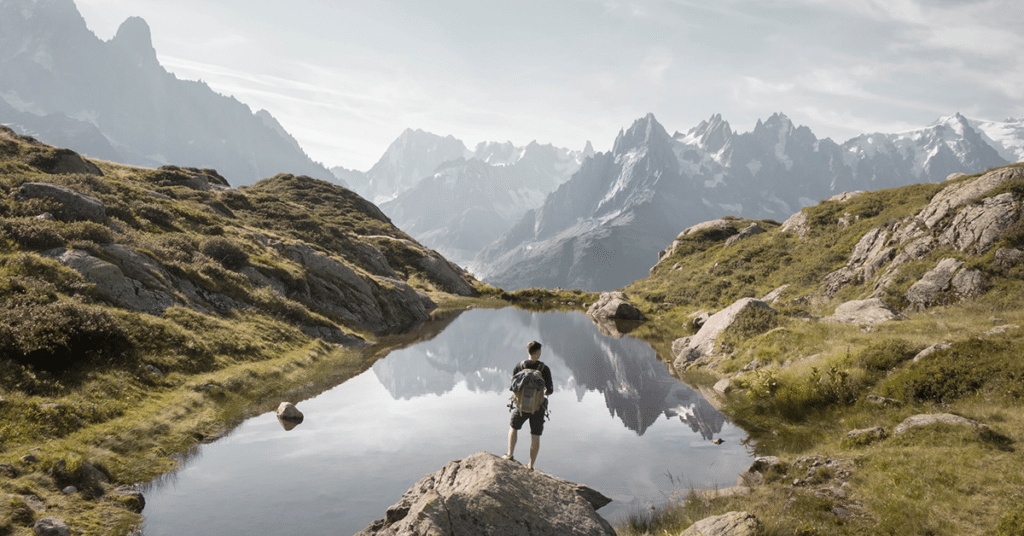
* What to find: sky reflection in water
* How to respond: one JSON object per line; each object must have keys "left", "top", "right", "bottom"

{"left": 141, "top": 308, "right": 752, "bottom": 536}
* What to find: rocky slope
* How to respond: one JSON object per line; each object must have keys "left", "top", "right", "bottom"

{"left": 0, "top": 125, "right": 478, "bottom": 367}
{"left": 0, "top": 0, "right": 333, "bottom": 187}
{"left": 474, "top": 113, "right": 1018, "bottom": 292}
{"left": 613, "top": 162, "right": 1024, "bottom": 535}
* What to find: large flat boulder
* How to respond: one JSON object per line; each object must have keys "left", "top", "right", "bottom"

{"left": 826, "top": 298, "right": 903, "bottom": 325}
{"left": 672, "top": 298, "right": 775, "bottom": 367}
{"left": 357, "top": 452, "right": 614, "bottom": 536}
{"left": 17, "top": 182, "right": 105, "bottom": 222}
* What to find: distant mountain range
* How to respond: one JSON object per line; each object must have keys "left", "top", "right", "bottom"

{"left": 468, "top": 113, "right": 1023, "bottom": 291}
{"left": 338, "top": 112, "right": 1023, "bottom": 292}
{"left": 0, "top": 0, "right": 333, "bottom": 186}
{"left": 364, "top": 130, "right": 593, "bottom": 266}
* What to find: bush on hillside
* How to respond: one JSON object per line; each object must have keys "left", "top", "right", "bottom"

{"left": 0, "top": 301, "right": 133, "bottom": 373}
{"left": 880, "top": 338, "right": 1024, "bottom": 403}
{"left": 201, "top": 237, "right": 248, "bottom": 270}
{"left": 858, "top": 339, "right": 920, "bottom": 373}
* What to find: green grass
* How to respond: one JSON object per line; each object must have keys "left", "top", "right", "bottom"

{"left": 0, "top": 126, "right": 484, "bottom": 535}
{"left": 618, "top": 164, "right": 1024, "bottom": 535}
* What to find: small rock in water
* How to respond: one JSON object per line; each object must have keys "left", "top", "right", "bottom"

{"left": 712, "top": 438, "right": 725, "bottom": 445}
{"left": 277, "top": 402, "right": 304, "bottom": 422}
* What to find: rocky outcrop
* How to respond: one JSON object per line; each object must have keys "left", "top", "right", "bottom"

{"left": 682, "top": 511, "right": 760, "bottom": 536}
{"left": 906, "top": 258, "right": 964, "bottom": 309}
{"left": 45, "top": 248, "right": 175, "bottom": 315}
{"left": 724, "top": 223, "right": 765, "bottom": 248}
{"left": 845, "top": 427, "right": 888, "bottom": 445}
{"left": 32, "top": 518, "right": 71, "bottom": 536}
{"left": 917, "top": 166, "right": 1023, "bottom": 230}
{"left": 17, "top": 182, "right": 106, "bottom": 222}
{"left": 418, "top": 254, "right": 477, "bottom": 296}
{"left": 672, "top": 298, "right": 775, "bottom": 368}
{"left": 821, "top": 227, "right": 894, "bottom": 297}
{"left": 586, "top": 292, "right": 646, "bottom": 321}
{"left": 780, "top": 210, "right": 810, "bottom": 239}
{"left": 894, "top": 413, "right": 986, "bottom": 435}
{"left": 817, "top": 166, "right": 1022, "bottom": 305}
{"left": 912, "top": 343, "right": 951, "bottom": 363}
{"left": 826, "top": 298, "right": 903, "bottom": 325}
{"left": 356, "top": 452, "right": 614, "bottom": 536}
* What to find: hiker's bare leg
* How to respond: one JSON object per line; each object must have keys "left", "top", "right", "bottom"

{"left": 505, "top": 427, "right": 518, "bottom": 459}
{"left": 528, "top": 434, "right": 540, "bottom": 470}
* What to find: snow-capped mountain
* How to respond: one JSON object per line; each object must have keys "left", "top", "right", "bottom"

{"left": 344, "top": 128, "right": 471, "bottom": 204}
{"left": 473, "top": 112, "right": 1017, "bottom": 291}
{"left": 0, "top": 0, "right": 333, "bottom": 186}
{"left": 472, "top": 114, "right": 713, "bottom": 291}
{"left": 969, "top": 116, "right": 1024, "bottom": 164}
{"left": 379, "top": 140, "right": 591, "bottom": 266}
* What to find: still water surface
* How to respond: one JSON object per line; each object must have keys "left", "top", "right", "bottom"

{"left": 141, "top": 308, "right": 752, "bottom": 535}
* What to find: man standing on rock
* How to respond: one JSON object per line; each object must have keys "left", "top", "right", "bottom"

{"left": 503, "top": 340, "right": 553, "bottom": 470}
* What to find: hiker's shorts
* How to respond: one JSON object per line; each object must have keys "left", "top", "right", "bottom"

{"left": 510, "top": 399, "right": 547, "bottom": 436}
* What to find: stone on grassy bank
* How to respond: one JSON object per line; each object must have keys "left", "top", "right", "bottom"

{"left": 32, "top": 517, "right": 70, "bottom": 536}
{"left": 682, "top": 511, "right": 760, "bottom": 536}
{"left": 826, "top": 298, "right": 902, "bottom": 325}
{"left": 672, "top": 298, "right": 775, "bottom": 368}
{"left": 17, "top": 182, "right": 105, "bottom": 222}
{"left": 356, "top": 452, "right": 614, "bottom": 536}
{"left": 894, "top": 414, "right": 986, "bottom": 435}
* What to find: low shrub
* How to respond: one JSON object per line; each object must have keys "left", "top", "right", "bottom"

{"left": 0, "top": 217, "right": 65, "bottom": 250}
{"left": 858, "top": 338, "right": 920, "bottom": 373}
{"left": 0, "top": 301, "right": 133, "bottom": 373}
{"left": 201, "top": 237, "right": 248, "bottom": 270}
{"left": 880, "top": 338, "right": 1023, "bottom": 403}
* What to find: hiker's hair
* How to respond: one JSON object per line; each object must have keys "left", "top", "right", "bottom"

{"left": 527, "top": 341, "right": 542, "bottom": 355}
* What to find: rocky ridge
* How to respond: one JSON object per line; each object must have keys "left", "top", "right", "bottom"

{"left": 0, "top": 126, "right": 478, "bottom": 347}
{"left": 658, "top": 164, "right": 1024, "bottom": 372}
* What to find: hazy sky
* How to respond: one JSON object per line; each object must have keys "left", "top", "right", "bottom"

{"left": 75, "top": 0, "right": 1024, "bottom": 170}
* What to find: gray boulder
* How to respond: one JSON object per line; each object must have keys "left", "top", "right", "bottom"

{"left": 917, "top": 165, "right": 1024, "bottom": 230}
{"left": 672, "top": 298, "right": 775, "bottom": 367}
{"left": 276, "top": 402, "right": 304, "bottom": 422}
{"left": 17, "top": 182, "right": 106, "bottom": 222}
{"left": 780, "top": 210, "right": 810, "bottom": 239}
{"left": 906, "top": 258, "right": 964, "bottom": 309}
{"left": 418, "top": 254, "right": 476, "bottom": 296}
{"left": 912, "top": 343, "right": 951, "bottom": 363}
{"left": 111, "top": 485, "right": 146, "bottom": 513}
{"left": 682, "top": 511, "right": 760, "bottom": 536}
{"left": 894, "top": 413, "right": 986, "bottom": 436}
{"left": 45, "top": 248, "right": 175, "bottom": 315}
{"left": 952, "top": 268, "right": 986, "bottom": 299}
{"left": 821, "top": 227, "right": 895, "bottom": 297}
{"left": 938, "top": 192, "right": 1019, "bottom": 254}
{"left": 586, "top": 292, "right": 645, "bottom": 321}
{"left": 846, "top": 427, "right": 888, "bottom": 445}
{"left": 995, "top": 248, "right": 1024, "bottom": 269}
{"left": 826, "top": 298, "right": 903, "bottom": 325}
{"left": 724, "top": 223, "right": 764, "bottom": 248}
{"left": 356, "top": 452, "right": 614, "bottom": 536}
{"left": 33, "top": 518, "right": 70, "bottom": 536}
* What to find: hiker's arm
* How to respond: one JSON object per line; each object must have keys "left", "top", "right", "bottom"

{"left": 543, "top": 365, "right": 553, "bottom": 395}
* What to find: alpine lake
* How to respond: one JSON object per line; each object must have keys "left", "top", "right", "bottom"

{"left": 139, "top": 307, "right": 753, "bottom": 535}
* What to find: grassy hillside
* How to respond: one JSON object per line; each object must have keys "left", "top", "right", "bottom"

{"left": 0, "top": 126, "right": 481, "bottom": 535}
{"left": 619, "top": 164, "right": 1024, "bottom": 535}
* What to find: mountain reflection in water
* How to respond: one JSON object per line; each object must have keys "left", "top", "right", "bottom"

{"left": 140, "top": 308, "right": 750, "bottom": 536}
{"left": 371, "top": 308, "right": 725, "bottom": 438}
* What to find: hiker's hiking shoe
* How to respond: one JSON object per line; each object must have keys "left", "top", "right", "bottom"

{"left": 501, "top": 454, "right": 516, "bottom": 463}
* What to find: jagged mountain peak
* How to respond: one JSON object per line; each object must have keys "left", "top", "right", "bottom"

{"left": 111, "top": 16, "right": 153, "bottom": 49}
{"left": 679, "top": 113, "right": 734, "bottom": 153}
{"left": 612, "top": 113, "right": 671, "bottom": 156}
{"left": 754, "top": 112, "right": 796, "bottom": 135}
